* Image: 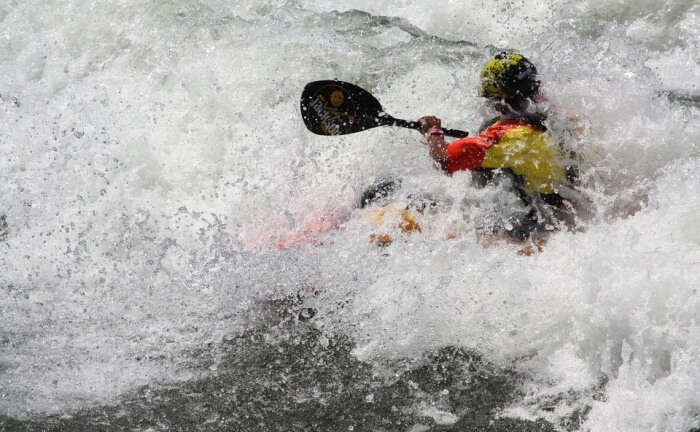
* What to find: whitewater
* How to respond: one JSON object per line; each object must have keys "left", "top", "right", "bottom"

{"left": 1, "top": 0, "right": 699, "bottom": 431}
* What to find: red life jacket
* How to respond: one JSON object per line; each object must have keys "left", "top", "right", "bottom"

{"left": 444, "top": 118, "right": 567, "bottom": 195}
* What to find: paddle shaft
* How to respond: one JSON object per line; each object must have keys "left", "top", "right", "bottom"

{"left": 379, "top": 115, "right": 469, "bottom": 138}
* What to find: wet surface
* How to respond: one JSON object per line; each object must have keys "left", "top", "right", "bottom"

{"left": 1, "top": 299, "right": 563, "bottom": 432}
{"left": 3, "top": 1, "right": 700, "bottom": 430}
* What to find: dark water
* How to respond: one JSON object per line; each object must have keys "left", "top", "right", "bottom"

{"left": 2, "top": 297, "right": 597, "bottom": 432}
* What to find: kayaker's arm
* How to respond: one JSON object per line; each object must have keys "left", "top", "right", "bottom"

{"left": 418, "top": 116, "right": 448, "bottom": 170}
{"left": 419, "top": 115, "right": 494, "bottom": 175}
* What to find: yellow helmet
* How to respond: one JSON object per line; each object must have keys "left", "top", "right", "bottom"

{"left": 480, "top": 52, "right": 540, "bottom": 101}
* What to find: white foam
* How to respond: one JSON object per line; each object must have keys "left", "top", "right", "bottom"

{"left": 2, "top": 0, "right": 699, "bottom": 429}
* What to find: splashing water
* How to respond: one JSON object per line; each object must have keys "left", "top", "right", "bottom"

{"left": 1, "top": 0, "right": 699, "bottom": 431}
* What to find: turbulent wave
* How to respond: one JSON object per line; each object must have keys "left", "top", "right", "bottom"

{"left": 1, "top": 0, "right": 699, "bottom": 431}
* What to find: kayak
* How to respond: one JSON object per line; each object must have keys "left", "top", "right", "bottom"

{"left": 252, "top": 175, "right": 570, "bottom": 255}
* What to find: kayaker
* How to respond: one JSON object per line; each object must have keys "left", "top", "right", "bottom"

{"left": 419, "top": 52, "right": 579, "bottom": 245}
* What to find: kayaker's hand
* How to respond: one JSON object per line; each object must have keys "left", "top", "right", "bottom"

{"left": 418, "top": 116, "right": 448, "bottom": 169}
{"left": 418, "top": 116, "right": 442, "bottom": 135}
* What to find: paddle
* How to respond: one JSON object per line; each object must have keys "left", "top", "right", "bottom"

{"left": 300, "top": 80, "right": 469, "bottom": 138}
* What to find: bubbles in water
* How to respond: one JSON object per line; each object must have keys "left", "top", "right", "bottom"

{"left": 1, "top": 0, "right": 699, "bottom": 430}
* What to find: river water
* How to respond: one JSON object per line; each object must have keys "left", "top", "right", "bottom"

{"left": 1, "top": 1, "right": 699, "bottom": 431}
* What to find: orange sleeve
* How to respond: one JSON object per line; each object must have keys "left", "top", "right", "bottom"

{"left": 444, "top": 120, "right": 534, "bottom": 174}
{"left": 445, "top": 135, "right": 490, "bottom": 174}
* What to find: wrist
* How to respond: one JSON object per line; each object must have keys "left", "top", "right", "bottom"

{"left": 429, "top": 126, "right": 444, "bottom": 136}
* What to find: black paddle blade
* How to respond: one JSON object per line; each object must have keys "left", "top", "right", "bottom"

{"left": 300, "top": 80, "right": 385, "bottom": 136}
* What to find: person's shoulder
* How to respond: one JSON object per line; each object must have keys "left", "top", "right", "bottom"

{"left": 479, "top": 111, "right": 547, "bottom": 133}
{"left": 478, "top": 116, "right": 501, "bottom": 133}
{"left": 520, "top": 112, "right": 547, "bottom": 131}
